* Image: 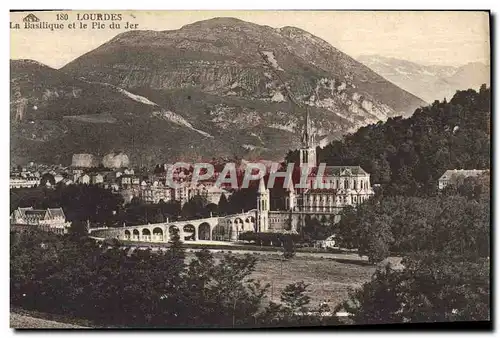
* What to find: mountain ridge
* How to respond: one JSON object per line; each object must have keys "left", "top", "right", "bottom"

{"left": 11, "top": 18, "right": 426, "bottom": 166}
{"left": 357, "top": 54, "right": 490, "bottom": 103}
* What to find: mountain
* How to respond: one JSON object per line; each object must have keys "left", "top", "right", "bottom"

{"left": 358, "top": 55, "right": 490, "bottom": 103}
{"left": 11, "top": 18, "right": 426, "bottom": 166}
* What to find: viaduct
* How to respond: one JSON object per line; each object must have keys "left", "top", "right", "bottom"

{"left": 89, "top": 211, "right": 257, "bottom": 243}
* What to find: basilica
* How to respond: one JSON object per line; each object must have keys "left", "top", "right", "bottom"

{"left": 255, "top": 109, "right": 375, "bottom": 233}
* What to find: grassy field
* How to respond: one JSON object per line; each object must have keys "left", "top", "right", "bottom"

{"left": 207, "top": 253, "right": 377, "bottom": 310}
{"left": 11, "top": 254, "right": 376, "bottom": 328}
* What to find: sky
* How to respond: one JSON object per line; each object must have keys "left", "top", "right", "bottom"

{"left": 10, "top": 10, "right": 490, "bottom": 69}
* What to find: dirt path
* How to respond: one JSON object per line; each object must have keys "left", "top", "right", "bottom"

{"left": 10, "top": 313, "right": 89, "bottom": 329}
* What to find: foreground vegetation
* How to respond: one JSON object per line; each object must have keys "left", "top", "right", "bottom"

{"left": 11, "top": 229, "right": 343, "bottom": 328}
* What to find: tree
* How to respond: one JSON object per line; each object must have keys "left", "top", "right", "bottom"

{"left": 302, "top": 216, "right": 333, "bottom": 241}
{"left": 340, "top": 254, "right": 490, "bottom": 324}
{"left": 12, "top": 226, "right": 331, "bottom": 328}
{"left": 336, "top": 185, "right": 490, "bottom": 323}
{"left": 280, "top": 282, "right": 311, "bottom": 317}
{"left": 181, "top": 195, "right": 207, "bottom": 220}
{"left": 204, "top": 203, "right": 218, "bottom": 217}
{"left": 218, "top": 194, "right": 229, "bottom": 216}
{"left": 279, "top": 235, "right": 296, "bottom": 275}
{"left": 40, "top": 173, "right": 56, "bottom": 187}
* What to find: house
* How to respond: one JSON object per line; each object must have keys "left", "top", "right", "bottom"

{"left": 438, "top": 169, "right": 488, "bottom": 190}
{"left": 91, "top": 173, "right": 104, "bottom": 185}
{"left": 10, "top": 177, "right": 39, "bottom": 189}
{"left": 79, "top": 174, "right": 91, "bottom": 185}
{"left": 54, "top": 174, "right": 64, "bottom": 183}
{"left": 10, "top": 207, "right": 72, "bottom": 234}
{"left": 120, "top": 174, "right": 134, "bottom": 186}
{"left": 124, "top": 168, "right": 135, "bottom": 175}
{"left": 140, "top": 181, "right": 173, "bottom": 204}
{"left": 189, "top": 183, "right": 230, "bottom": 205}
{"left": 61, "top": 178, "right": 74, "bottom": 186}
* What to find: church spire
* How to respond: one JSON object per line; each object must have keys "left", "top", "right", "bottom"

{"left": 302, "top": 108, "right": 313, "bottom": 148}
{"left": 301, "top": 106, "right": 316, "bottom": 148}
{"left": 258, "top": 177, "right": 267, "bottom": 194}
{"left": 299, "top": 107, "right": 317, "bottom": 168}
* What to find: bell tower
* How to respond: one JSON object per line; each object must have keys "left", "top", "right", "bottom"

{"left": 256, "top": 178, "right": 270, "bottom": 232}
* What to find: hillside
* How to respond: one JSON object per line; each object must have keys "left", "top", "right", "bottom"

{"left": 11, "top": 18, "right": 426, "bottom": 166}
{"left": 358, "top": 55, "right": 490, "bottom": 103}
{"left": 287, "top": 86, "right": 490, "bottom": 195}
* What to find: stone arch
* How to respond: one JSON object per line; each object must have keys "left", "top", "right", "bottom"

{"left": 153, "top": 227, "right": 164, "bottom": 242}
{"left": 142, "top": 228, "right": 151, "bottom": 241}
{"left": 124, "top": 230, "right": 131, "bottom": 240}
{"left": 198, "top": 222, "right": 211, "bottom": 240}
{"left": 183, "top": 224, "right": 196, "bottom": 241}
{"left": 132, "top": 229, "right": 140, "bottom": 241}
{"left": 168, "top": 225, "right": 180, "bottom": 240}
{"left": 245, "top": 216, "right": 256, "bottom": 232}
{"left": 212, "top": 224, "right": 226, "bottom": 241}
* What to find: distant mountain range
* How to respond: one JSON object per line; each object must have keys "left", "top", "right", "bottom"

{"left": 358, "top": 55, "right": 490, "bottom": 103}
{"left": 10, "top": 17, "right": 426, "bottom": 166}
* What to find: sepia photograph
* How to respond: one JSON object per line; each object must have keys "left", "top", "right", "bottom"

{"left": 9, "top": 9, "right": 491, "bottom": 329}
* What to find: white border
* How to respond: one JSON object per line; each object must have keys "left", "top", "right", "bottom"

{"left": 3, "top": 1, "right": 497, "bottom": 337}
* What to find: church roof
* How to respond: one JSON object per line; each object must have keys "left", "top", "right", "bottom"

{"left": 305, "top": 188, "right": 338, "bottom": 194}
{"left": 320, "top": 166, "right": 368, "bottom": 176}
{"left": 47, "top": 208, "right": 66, "bottom": 219}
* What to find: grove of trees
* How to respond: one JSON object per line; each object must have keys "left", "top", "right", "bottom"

{"left": 11, "top": 229, "right": 338, "bottom": 328}
{"left": 287, "top": 86, "right": 490, "bottom": 196}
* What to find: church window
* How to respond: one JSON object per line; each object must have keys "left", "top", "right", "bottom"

{"left": 344, "top": 179, "right": 349, "bottom": 189}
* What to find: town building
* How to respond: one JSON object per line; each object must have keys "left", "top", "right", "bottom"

{"left": 140, "top": 181, "right": 172, "bottom": 204}
{"left": 188, "top": 183, "right": 231, "bottom": 205}
{"left": 438, "top": 169, "right": 488, "bottom": 190}
{"left": 79, "top": 174, "right": 91, "bottom": 185}
{"left": 10, "top": 207, "right": 72, "bottom": 234}
{"left": 9, "top": 177, "right": 40, "bottom": 189}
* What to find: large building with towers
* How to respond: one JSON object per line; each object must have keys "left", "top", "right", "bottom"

{"left": 90, "top": 107, "right": 374, "bottom": 243}
{"left": 254, "top": 107, "right": 375, "bottom": 234}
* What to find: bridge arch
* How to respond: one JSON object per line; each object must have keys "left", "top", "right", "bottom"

{"left": 212, "top": 224, "right": 226, "bottom": 241}
{"left": 183, "top": 224, "right": 196, "bottom": 241}
{"left": 124, "top": 230, "right": 131, "bottom": 240}
{"left": 198, "top": 222, "right": 211, "bottom": 240}
{"left": 152, "top": 227, "right": 164, "bottom": 242}
{"left": 168, "top": 225, "right": 180, "bottom": 241}
{"left": 132, "top": 229, "right": 140, "bottom": 241}
{"left": 142, "top": 228, "right": 151, "bottom": 241}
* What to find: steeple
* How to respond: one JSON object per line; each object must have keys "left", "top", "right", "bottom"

{"left": 302, "top": 108, "right": 314, "bottom": 148}
{"left": 299, "top": 107, "right": 317, "bottom": 168}
{"left": 258, "top": 177, "right": 267, "bottom": 194}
